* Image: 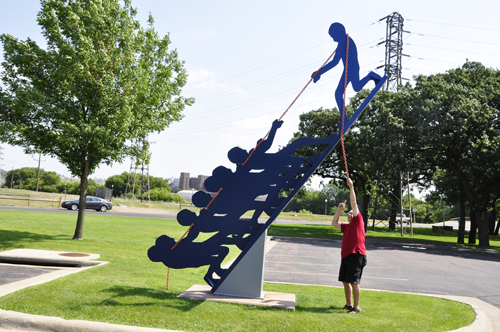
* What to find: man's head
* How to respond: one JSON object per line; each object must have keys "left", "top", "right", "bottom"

{"left": 347, "top": 210, "right": 354, "bottom": 222}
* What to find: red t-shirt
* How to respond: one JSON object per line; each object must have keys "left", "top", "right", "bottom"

{"left": 340, "top": 213, "right": 366, "bottom": 259}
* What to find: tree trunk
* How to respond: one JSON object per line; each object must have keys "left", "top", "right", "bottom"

{"left": 476, "top": 210, "right": 490, "bottom": 247}
{"left": 389, "top": 201, "right": 397, "bottom": 231}
{"left": 73, "top": 163, "right": 90, "bottom": 240}
{"left": 489, "top": 203, "right": 496, "bottom": 235}
{"left": 457, "top": 187, "right": 465, "bottom": 244}
{"left": 468, "top": 208, "right": 477, "bottom": 244}
{"left": 371, "top": 195, "right": 379, "bottom": 231}
{"left": 495, "top": 218, "right": 500, "bottom": 236}
{"left": 362, "top": 195, "right": 370, "bottom": 232}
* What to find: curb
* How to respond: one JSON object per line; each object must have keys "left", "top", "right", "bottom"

{"left": 0, "top": 309, "right": 180, "bottom": 332}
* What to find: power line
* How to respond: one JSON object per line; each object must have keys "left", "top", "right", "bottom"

{"left": 406, "top": 43, "right": 500, "bottom": 57}
{"left": 407, "top": 18, "right": 500, "bottom": 32}
{"left": 409, "top": 32, "right": 500, "bottom": 46}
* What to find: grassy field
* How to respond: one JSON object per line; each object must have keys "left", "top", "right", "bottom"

{"left": 0, "top": 209, "right": 476, "bottom": 332}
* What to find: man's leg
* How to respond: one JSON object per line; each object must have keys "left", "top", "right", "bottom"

{"left": 343, "top": 281, "right": 352, "bottom": 306}
{"left": 352, "top": 283, "right": 361, "bottom": 309}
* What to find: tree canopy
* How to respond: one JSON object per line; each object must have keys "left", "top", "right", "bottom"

{"left": 292, "top": 61, "right": 500, "bottom": 246}
{"left": 0, "top": 0, "right": 194, "bottom": 239}
{"left": 411, "top": 61, "right": 500, "bottom": 246}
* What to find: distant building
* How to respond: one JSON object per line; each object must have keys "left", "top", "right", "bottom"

{"left": 189, "top": 174, "right": 208, "bottom": 191}
{"left": 176, "top": 172, "right": 208, "bottom": 191}
{"left": 179, "top": 172, "right": 190, "bottom": 190}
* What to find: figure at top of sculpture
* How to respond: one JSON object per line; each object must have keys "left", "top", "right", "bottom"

{"left": 311, "top": 22, "right": 381, "bottom": 131}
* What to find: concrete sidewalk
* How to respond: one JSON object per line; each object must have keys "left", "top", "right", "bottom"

{"left": 0, "top": 309, "right": 180, "bottom": 332}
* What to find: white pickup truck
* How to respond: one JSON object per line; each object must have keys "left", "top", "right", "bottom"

{"left": 388, "top": 213, "right": 411, "bottom": 224}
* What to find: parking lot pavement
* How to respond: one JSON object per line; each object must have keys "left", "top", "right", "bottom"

{"left": 264, "top": 236, "right": 500, "bottom": 331}
{"left": 264, "top": 236, "right": 500, "bottom": 308}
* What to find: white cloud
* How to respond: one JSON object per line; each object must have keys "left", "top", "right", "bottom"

{"left": 189, "top": 28, "right": 216, "bottom": 41}
{"left": 187, "top": 68, "right": 244, "bottom": 94}
{"left": 188, "top": 68, "right": 216, "bottom": 83}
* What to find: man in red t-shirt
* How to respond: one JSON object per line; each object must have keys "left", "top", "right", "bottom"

{"left": 332, "top": 178, "right": 367, "bottom": 313}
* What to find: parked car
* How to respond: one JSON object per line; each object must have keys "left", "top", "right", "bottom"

{"left": 61, "top": 196, "right": 112, "bottom": 212}
{"left": 388, "top": 213, "right": 411, "bottom": 224}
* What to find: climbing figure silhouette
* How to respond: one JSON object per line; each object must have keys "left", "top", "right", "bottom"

{"left": 311, "top": 22, "right": 381, "bottom": 131}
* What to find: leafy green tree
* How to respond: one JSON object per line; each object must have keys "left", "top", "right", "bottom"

{"left": 0, "top": 0, "right": 193, "bottom": 239}
{"left": 104, "top": 172, "right": 129, "bottom": 197}
{"left": 411, "top": 61, "right": 500, "bottom": 247}
{"left": 149, "top": 176, "right": 170, "bottom": 190}
{"left": 5, "top": 168, "right": 36, "bottom": 189}
{"left": 105, "top": 171, "right": 171, "bottom": 198}
{"left": 4, "top": 167, "right": 61, "bottom": 192}
{"left": 427, "top": 168, "right": 469, "bottom": 243}
{"left": 284, "top": 184, "right": 349, "bottom": 215}
{"left": 149, "top": 187, "right": 184, "bottom": 203}
{"left": 291, "top": 88, "right": 421, "bottom": 230}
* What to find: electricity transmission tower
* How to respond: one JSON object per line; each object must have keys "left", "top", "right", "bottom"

{"left": 124, "top": 139, "right": 151, "bottom": 202}
{"left": 376, "top": 13, "right": 413, "bottom": 235}
{"left": 377, "top": 12, "right": 409, "bottom": 92}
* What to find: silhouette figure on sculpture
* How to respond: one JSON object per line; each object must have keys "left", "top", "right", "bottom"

{"left": 203, "top": 165, "right": 274, "bottom": 222}
{"left": 177, "top": 192, "right": 261, "bottom": 250}
{"left": 227, "top": 120, "right": 338, "bottom": 211}
{"left": 311, "top": 23, "right": 381, "bottom": 131}
{"left": 148, "top": 234, "right": 230, "bottom": 286}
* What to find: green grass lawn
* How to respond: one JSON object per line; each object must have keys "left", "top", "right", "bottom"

{"left": 0, "top": 210, "right": 476, "bottom": 331}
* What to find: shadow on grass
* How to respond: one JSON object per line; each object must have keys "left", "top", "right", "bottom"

{"left": 0, "top": 230, "right": 70, "bottom": 250}
{"left": 101, "top": 286, "right": 203, "bottom": 311}
{"left": 295, "top": 304, "right": 345, "bottom": 314}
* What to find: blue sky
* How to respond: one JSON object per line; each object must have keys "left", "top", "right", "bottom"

{"left": 1, "top": 0, "right": 499, "bottom": 190}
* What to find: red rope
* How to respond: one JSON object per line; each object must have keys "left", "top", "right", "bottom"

{"left": 166, "top": 222, "right": 194, "bottom": 291}
{"left": 170, "top": 223, "right": 195, "bottom": 250}
{"left": 340, "top": 34, "right": 350, "bottom": 179}
{"left": 166, "top": 266, "right": 171, "bottom": 291}
{"left": 205, "top": 187, "right": 223, "bottom": 209}
{"left": 241, "top": 49, "right": 337, "bottom": 166}
{"left": 165, "top": 186, "right": 223, "bottom": 290}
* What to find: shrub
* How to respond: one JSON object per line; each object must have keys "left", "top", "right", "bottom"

{"left": 149, "top": 188, "right": 185, "bottom": 203}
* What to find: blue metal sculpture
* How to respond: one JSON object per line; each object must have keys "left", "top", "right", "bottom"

{"left": 311, "top": 22, "right": 382, "bottom": 131}
{"left": 148, "top": 22, "right": 387, "bottom": 298}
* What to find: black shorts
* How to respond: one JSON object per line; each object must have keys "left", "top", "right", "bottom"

{"left": 338, "top": 253, "right": 367, "bottom": 284}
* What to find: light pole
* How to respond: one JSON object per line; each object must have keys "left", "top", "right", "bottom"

{"left": 111, "top": 184, "right": 114, "bottom": 201}
{"left": 64, "top": 183, "right": 67, "bottom": 201}
{"left": 325, "top": 199, "right": 328, "bottom": 215}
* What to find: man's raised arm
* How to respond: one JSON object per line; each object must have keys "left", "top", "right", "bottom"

{"left": 347, "top": 178, "right": 359, "bottom": 216}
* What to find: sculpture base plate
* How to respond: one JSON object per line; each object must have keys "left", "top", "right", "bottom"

{"left": 178, "top": 284, "right": 295, "bottom": 310}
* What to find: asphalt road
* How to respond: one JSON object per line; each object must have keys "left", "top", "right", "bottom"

{"left": 0, "top": 206, "right": 178, "bottom": 220}
{"left": 265, "top": 236, "right": 500, "bottom": 308}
